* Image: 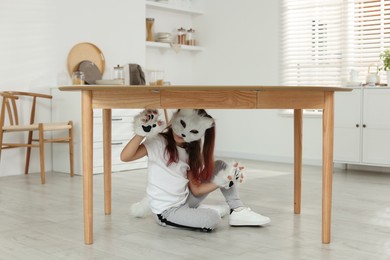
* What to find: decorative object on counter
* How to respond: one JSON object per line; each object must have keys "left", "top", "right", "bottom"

{"left": 67, "top": 42, "right": 105, "bottom": 77}
{"left": 156, "top": 32, "right": 173, "bottom": 43}
{"left": 177, "top": 27, "right": 186, "bottom": 45}
{"left": 365, "top": 64, "right": 380, "bottom": 86}
{"left": 380, "top": 49, "right": 390, "bottom": 86}
{"left": 186, "top": 28, "right": 196, "bottom": 45}
{"left": 149, "top": 70, "right": 164, "bottom": 86}
{"left": 72, "top": 71, "right": 85, "bottom": 85}
{"left": 146, "top": 18, "right": 155, "bottom": 42}
{"left": 345, "top": 69, "right": 361, "bottom": 87}
{"left": 350, "top": 69, "right": 359, "bottom": 83}
{"left": 113, "top": 65, "right": 124, "bottom": 84}
{"left": 123, "top": 64, "right": 146, "bottom": 85}
{"left": 78, "top": 60, "right": 102, "bottom": 84}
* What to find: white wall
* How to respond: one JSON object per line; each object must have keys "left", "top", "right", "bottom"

{"left": 0, "top": 0, "right": 145, "bottom": 176}
{"left": 193, "top": 0, "right": 323, "bottom": 165}
{"left": 193, "top": 0, "right": 279, "bottom": 86}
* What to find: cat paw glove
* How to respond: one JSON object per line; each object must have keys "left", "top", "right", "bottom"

{"left": 212, "top": 161, "right": 244, "bottom": 189}
{"left": 133, "top": 109, "right": 165, "bottom": 138}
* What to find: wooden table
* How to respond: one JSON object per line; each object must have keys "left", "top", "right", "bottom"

{"left": 59, "top": 85, "right": 352, "bottom": 245}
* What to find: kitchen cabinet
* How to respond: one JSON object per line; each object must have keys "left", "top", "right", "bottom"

{"left": 51, "top": 89, "right": 146, "bottom": 175}
{"left": 334, "top": 87, "right": 390, "bottom": 166}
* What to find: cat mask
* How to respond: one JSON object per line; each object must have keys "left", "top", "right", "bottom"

{"left": 170, "top": 109, "right": 214, "bottom": 143}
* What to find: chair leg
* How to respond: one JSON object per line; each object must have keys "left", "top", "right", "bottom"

{"left": 25, "top": 130, "right": 34, "bottom": 175}
{"left": 68, "top": 121, "right": 74, "bottom": 177}
{"left": 38, "top": 124, "right": 45, "bottom": 184}
{"left": 0, "top": 129, "right": 3, "bottom": 161}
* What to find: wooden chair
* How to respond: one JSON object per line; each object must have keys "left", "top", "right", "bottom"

{"left": 0, "top": 91, "right": 74, "bottom": 184}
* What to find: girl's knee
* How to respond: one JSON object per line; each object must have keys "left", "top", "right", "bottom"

{"left": 204, "top": 209, "right": 221, "bottom": 229}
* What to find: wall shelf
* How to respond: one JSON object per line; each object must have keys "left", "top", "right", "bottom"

{"left": 145, "top": 1, "right": 204, "bottom": 15}
{"left": 146, "top": 41, "right": 204, "bottom": 52}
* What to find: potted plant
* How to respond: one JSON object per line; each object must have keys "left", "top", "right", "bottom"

{"left": 380, "top": 49, "right": 390, "bottom": 86}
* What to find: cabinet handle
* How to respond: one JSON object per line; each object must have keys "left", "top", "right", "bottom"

{"left": 356, "top": 124, "right": 359, "bottom": 128}
{"left": 111, "top": 142, "right": 123, "bottom": 146}
{"left": 112, "top": 118, "right": 123, "bottom": 121}
{"left": 363, "top": 124, "right": 367, "bottom": 128}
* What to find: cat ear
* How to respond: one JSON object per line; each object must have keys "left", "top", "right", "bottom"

{"left": 202, "top": 116, "right": 214, "bottom": 129}
{"left": 170, "top": 109, "right": 194, "bottom": 123}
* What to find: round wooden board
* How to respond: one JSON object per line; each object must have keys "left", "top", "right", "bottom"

{"left": 67, "top": 42, "right": 105, "bottom": 76}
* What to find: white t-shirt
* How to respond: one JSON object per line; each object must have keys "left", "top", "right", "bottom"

{"left": 143, "top": 135, "right": 190, "bottom": 214}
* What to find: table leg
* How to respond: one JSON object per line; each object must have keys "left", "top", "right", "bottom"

{"left": 82, "top": 91, "right": 93, "bottom": 245}
{"left": 322, "top": 92, "right": 334, "bottom": 244}
{"left": 103, "top": 109, "right": 112, "bottom": 215}
{"left": 294, "top": 109, "right": 303, "bottom": 214}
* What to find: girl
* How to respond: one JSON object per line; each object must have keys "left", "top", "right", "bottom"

{"left": 120, "top": 109, "right": 270, "bottom": 231}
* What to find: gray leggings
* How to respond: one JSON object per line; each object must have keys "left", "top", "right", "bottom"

{"left": 155, "top": 160, "right": 245, "bottom": 232}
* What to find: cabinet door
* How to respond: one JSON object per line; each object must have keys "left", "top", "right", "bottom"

{"left": 334, "top": 89, "right": 361, "bottom": 162}
{"left": 362, "top": 89, "right": 390, "bottom": 165}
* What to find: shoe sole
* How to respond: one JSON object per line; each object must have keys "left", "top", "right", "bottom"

{"left": 229, "top": 219, "right": 271, "bottom": 226}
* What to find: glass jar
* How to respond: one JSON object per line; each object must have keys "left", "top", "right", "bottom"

{"left": 146, "top": 18, "right": 155, "bottom": 42}
{"left": 187, "top": 28, "right": 196, "bottom": 46}
{"left": 113, "top": 65, "right": 124, "bottom": 83}
{"left": 177, "top": 27, "right": 186, "bottom": 45}
{"left": 72, "top": 71, "right": 85, "bottom": 85}
{"left": 149, "top": 70, "right": 164, "bottom": 86}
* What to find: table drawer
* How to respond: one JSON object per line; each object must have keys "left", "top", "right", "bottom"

{"left": 92, "top": 89, "right": 160, "bottom": 109}
{"left": 161, "top": 90, "right": 257, "bottom": 109}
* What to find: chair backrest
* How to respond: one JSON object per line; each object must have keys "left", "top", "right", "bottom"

{"left": 0, "top": 92, "right": 20, "bottom": 127}
{"left": 0, "top": 91, "right": 52, "bottom": 128}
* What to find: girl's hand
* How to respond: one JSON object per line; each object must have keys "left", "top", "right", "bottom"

{"left": 133, "top": 109, "right": 165, "bottom": 138}
{"left": 212, "top": 162, "right": 244, "bottom": 189}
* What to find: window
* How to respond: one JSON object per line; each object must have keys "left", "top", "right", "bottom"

{"left": 281, "top": 0, "right": 390, "bottom": 86}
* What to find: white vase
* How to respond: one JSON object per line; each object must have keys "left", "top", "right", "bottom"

{"left": 387, "top": 70, "right": 390, "bottom": 86}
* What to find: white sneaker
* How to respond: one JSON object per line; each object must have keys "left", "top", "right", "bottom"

{"left": 129, "top": 197, "right": 151, "bottom": 218}
{"left": 229, "top": 207, "right": 270, "bottom": 226}
{"left": 198, "top": 204, "right": 230, "bottom": 218}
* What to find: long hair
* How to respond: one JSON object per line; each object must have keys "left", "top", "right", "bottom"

{"left": 160, "top": 109, "right": 215, "bottom": 183}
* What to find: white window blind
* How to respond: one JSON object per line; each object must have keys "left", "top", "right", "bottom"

{"left": 351, "top": 0, "right": 390, "bottom": 82}
{"left": 281, "top": 0, "right": 390, "bottom": 86}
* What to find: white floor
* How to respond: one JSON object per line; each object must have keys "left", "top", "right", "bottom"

{"left": 1, "top": 159, "right": 390, "bottom": 260}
